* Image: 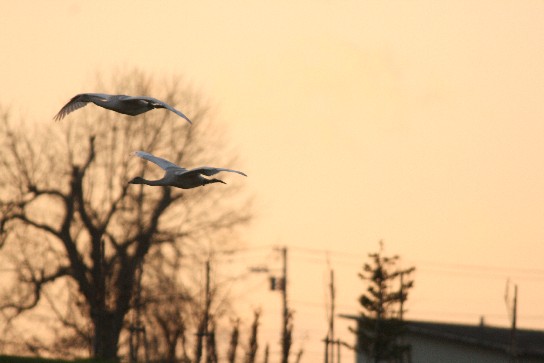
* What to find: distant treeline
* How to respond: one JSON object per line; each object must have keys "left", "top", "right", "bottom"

{"left": 0, "top": 356, "right": 115, "bottom": 363}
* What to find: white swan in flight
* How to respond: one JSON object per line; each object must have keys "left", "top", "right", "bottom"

{"left": 129, "top": 151, "right": 246, "bottom": 189}
{"left": 54, "top": 93, "right": 192, "bottom": 124}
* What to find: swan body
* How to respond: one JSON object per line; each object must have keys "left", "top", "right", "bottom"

{"left": 129, "top": 151, "right": 246, "bottom": 189}
{"left": 54, "top": 93, "right": 192, "bottom": 124}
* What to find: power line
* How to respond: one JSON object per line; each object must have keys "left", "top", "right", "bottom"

{"left": 407, "top": 258, "right": 544, "bottom": 276}
{"left": 287, "top": 244, "right": 544, "bottom": 277}
{"left": 283, "top": 245, "right": 544, "bottom": 285}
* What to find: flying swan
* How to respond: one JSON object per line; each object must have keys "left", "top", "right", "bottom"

{"left": 129, "top": 151, "right": 247, "bottom": 189}
{"left": 54, "top": 93, "right": 192, "bottom": 124}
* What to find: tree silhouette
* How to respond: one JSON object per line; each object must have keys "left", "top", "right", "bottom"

{"left": 244, "top": 310, "right": 260, "bottom": 363}
{"left": 355, "top": 241, "right": 415, "bottom": 363}
{"left": 0, "top": 70, "right": 251, "bottom": 360}
{"left": 227, "top": 318, "right": 240, "bottom": 363}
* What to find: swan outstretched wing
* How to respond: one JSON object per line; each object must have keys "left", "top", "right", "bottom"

{"left": 54, "top": 93, "right": 110, "bottom": 121}
{"left": 181, "top": 166, "right": 247, "bottom": 177}
{"left": 124, "top": 96, "right": 192, "bottom": 124}
{"left": 132, "top": 151, "right": 185, "bottom": 171}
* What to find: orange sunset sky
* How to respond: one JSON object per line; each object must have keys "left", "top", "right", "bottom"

{"left": 2, "top": 1, "right": 544, "bottom": 362}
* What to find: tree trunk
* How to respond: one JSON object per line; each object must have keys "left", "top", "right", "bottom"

{"left": 92, "top": 311, "right": 123, "bottom": 361}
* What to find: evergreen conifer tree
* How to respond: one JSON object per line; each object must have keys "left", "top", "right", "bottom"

{"left": 356, "top": 241, "right": 415, "bottom": 363}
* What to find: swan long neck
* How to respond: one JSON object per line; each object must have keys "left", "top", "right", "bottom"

{"left": 144, "top": 178, "right": 169, "bottom": 186}
{"left": 133, "top": 177, "right": 168, "bottom": 186}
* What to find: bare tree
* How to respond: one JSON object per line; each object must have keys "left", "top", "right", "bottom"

{"left": 137, "top": 251, "right": 194, "bottom": 363}
{"left": 227, "top": 319, "right": 240, "bottom": 363}
{"left": 245, "top": 310, "right": 260, "bottom": 363}
{"left": 206, "top": 320, "right": 219, "bottom": 363}
{"left": 0, "top": 69, "right": 251, "bottom": 360}
{"left": 263, "top": 343, "right": 270, "bottom": 363}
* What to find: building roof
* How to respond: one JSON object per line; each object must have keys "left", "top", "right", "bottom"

{"left": 407, "top": 320, "right": 544, "bottom": 359}
{"left": 340, "top": 314, "right": 544, "bottom": 359}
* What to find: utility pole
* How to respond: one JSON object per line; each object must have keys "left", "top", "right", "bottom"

{"left": 281, "top": 246, "right": 290, "bottom": 363}
{"left": 204, "top": 260, "right": 212, "bottom": 362}
{"left": 250, "top": 248, "right": 291, "bottom": 363}
{"left": 329, "top": 269, "right": 335, "bottom": 363}
{"left": 505, "top": 280, "right": 518, "bottom": 363}
{"left": 510, "top": 284, "right": 518, "bottom": 363}
{"left": 324, "top": 338, "right": 329, "bottom": 363}
{"left": 256, "top": 247, "right": 291, "bottom": 363}
{"left": 324, "top": 269, "right": 343, "bottom": 363}
{"left": 325, "top": 340, "right": 342, "bottom": 363}
{"left": 399, "top": 271, "right": 404, "bottom": 321}
{"left": 194, "top": 260, "right": 211, "bottom": 363}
